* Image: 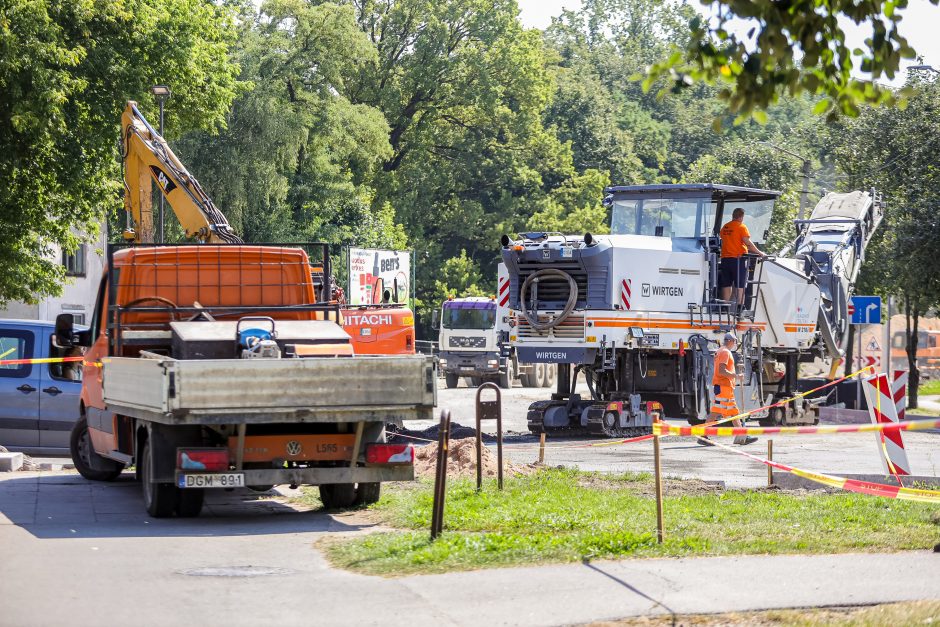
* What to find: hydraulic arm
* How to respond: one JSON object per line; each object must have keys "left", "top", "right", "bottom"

{"left": 121, "top": 101, "right": 241, "bottom": 243}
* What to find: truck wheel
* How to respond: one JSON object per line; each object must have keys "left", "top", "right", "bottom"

{"left": 141, "top": 439, "right": 178, "bottom": 518}
{"left": 498, "top": 359, "right": 513, "bottom": 389}
{"left": 445, "top": 372, "right": 459, "bottom": 388}
{"left": 70, "top": 417, "right": 124, "bottom": 482}
{"left": 542, "top": 364, "right": 556, "bottom": 388}
{"left": 319, "top": 483, "right": 357, "bottom": 509}
{"left": 533, "top": 363, "right": 546, "bottom": 388}
{"left": 470, "top": 377, "right": 483, "bottom": 387}
{"left": 176, "top": 489, "right": 204, "bottom": 517}
{"left": 355, "top": 482, "right": 381, "bottom": 505}
{"left": 520, "top": 371, "right": 533, "bottom": 387}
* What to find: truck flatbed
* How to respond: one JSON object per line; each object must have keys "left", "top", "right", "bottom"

{"left": 102, "top": 354, "right": 437, "bottom": 425}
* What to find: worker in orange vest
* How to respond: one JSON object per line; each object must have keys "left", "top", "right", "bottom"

{"left": 699, "top": 332, "right": 757, "bottom": 446}
{"left": 719, "top": 207, "right": 766, "bottom": 307}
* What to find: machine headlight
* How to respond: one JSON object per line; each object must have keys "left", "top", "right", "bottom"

{"left": 487, "top": 359, "right": 499, "bottom": 367}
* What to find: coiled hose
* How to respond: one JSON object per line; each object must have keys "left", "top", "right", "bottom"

{"left": 520, "top": 268, "right": 578, "bottom": 332}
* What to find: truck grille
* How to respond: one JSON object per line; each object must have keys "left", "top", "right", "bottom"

{"left": 449, "top": 336, "right": 485, "bottom": 348}
{"left": 517, "top": 313, "right": 585, "bottom": 339}
{"left": 517, "top": 262, "right": 588, "bottom": 308}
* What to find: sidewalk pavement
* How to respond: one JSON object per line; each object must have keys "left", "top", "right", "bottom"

{"left": 1, "top": 470, "right": 938, "bottom": 626}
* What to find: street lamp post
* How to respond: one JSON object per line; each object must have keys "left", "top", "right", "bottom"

{"left": 151, "top": 84, "right": 171, "bottom": 243}
{"left": 759, "top": 141, "right": 811, "bottom": 220}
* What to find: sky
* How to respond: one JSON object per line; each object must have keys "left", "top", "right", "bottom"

{"left": 517, "top": 0, "right": 940, "bottom": 85}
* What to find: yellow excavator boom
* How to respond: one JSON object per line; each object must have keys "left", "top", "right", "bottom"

{"left": 120, "top": 101, "right": 241, "bottom": 244}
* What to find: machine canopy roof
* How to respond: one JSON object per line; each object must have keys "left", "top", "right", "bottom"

{"left": 604, "top": 183, "right": 781, "bottom": 203}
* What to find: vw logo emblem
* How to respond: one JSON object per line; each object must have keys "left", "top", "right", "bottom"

{"left": 286, "top": 441, "right": 303, "bottom": 456}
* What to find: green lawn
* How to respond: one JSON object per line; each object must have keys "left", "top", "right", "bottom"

{"left": 917, "top": 378, "right": 940, "bottom": 396}
{"left": 314, "top": 469, "right": 940, "bottom": 576}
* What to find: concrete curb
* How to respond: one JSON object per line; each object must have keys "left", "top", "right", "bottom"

{"left": 771, "top": 471, "right": 940, "bottom": 491}
{"left": 0, "top": 452, "right": 24, "bottom": 472}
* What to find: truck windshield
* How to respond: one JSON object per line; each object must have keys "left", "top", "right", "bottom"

{"left": 611, "top": 196, "right": 716, "bottom": 239}
{"left": 442, "top": 304, "right": 496, "bottom": 329}
{"left": 611, "top": 195, "right": 776, "bottom": 244}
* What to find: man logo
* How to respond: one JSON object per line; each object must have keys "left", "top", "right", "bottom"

{"left": 641, "top": 283, "right": 651, "bottom": 297}
{"left": 286, "top": 441, "right": 303, "bottom": 456}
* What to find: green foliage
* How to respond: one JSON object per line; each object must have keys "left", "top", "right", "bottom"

{"left": 319, "top": 469, "right": 940, "bottom": 575}
{"left": 526, "top": 169, "right": 611, "bottom": 235}
{"left": 683, "top": 138, "right": 804, "bottom": 251}
{"left": 646, "top": 0, "right": 939, "bottom": 122}
{"left": 0, "top": 0, "right": 240, "bottom": 303}
{"left": 429, "top": 250, "right": 489, "bottom": 305}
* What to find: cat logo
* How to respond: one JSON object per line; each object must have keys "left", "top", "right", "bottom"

{"left": 148, "top": 165, "right": 177, "bottom": 194}
{"left": 286, "top": 440, "right": 303, "bottom": 456}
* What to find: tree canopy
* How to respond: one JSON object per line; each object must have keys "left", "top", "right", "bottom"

{"left": 0, "top": 0, "right": 240, "bottom": 303}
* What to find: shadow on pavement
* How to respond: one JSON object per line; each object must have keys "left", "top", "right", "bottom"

{"left": 0, "top": 471, "right": 376, "bottom": 540}
{"left": 583, "top": 559, "right": 678, "bottom": 625}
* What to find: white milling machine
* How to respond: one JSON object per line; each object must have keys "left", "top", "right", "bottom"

{"left": 500, "top": 184, "right": 883, "bottom": 436}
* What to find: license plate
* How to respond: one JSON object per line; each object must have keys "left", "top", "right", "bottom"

{"left": 640, "top": 334, "right": 659, "bottom": 347}
{"left": 178, "top": 473, "right": 245, "bottom": 489}
{"left": 461, "top": 366, "right": 474, "bottom": 371}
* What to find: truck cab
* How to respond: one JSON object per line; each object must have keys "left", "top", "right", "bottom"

{"left": 437, "top": 297, "right": 501, "bottom": 388}
{"left": 0, "top": 318, "right": 85, "bottom": 454}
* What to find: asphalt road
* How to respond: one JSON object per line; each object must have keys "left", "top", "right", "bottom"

{"left": 427, "top": 380, "right": 940, "bottom": 488}
{"left": 2, "top": 471, "right": 938, "bottom": 627}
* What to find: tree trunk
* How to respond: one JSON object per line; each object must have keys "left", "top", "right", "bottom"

{"left": 904, "top": 295, "right": 921, "bottom": 409}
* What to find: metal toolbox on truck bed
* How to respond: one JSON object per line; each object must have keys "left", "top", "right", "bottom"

{"left": 102, "top": 355, "right": 437, "bottom": 425}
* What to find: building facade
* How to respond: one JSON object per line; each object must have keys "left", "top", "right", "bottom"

{"left": 0, "top": 226, "right": 107, "bottom": 325}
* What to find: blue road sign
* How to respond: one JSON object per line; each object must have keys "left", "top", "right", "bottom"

{"left": 850, "top": 295, "right": 881, "bottom": 325}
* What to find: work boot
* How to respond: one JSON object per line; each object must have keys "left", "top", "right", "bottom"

{"left": 734, "top": 436, "right": 758, "bottom": 446}
{"left": 696, "top": 436, "right": 715, "bottom": 446}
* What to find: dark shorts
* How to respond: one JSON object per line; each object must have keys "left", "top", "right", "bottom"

{"left": 718, "top": 257, "right": 748, "bottom": 289}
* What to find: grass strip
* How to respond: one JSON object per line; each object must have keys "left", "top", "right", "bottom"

{"left": 311, "top": 468, "right": 940, "bottom": 576}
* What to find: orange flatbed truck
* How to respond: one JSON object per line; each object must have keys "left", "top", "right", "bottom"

{"left": 65, "top": 242, "right": 436, "bottom": 517}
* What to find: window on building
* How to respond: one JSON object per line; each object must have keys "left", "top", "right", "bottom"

{"left": 63, "top": 244, "right": 87, "bottom": 277}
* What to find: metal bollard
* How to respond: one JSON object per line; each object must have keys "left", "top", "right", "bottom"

{"left": 475, "top": 382, "right": 503, "bottom": 491}
{"left": 430, "top": 409, "right": 452, "bottom": 540}
{"left": 767, "top": 439, "right": 774, "bottom": 487}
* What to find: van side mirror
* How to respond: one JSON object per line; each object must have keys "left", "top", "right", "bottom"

{"left": 431, "top": 309, "right": 440, "bottom": 330}
{"left": 54, "top": 313, "right": 75, "bottom": 348}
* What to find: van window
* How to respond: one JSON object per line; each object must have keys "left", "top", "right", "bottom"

{"left": 48, "top": 336, "right": 83, "bottom": 382}
{"left": 0, "top": 330, "right": 34, "bottom": 378}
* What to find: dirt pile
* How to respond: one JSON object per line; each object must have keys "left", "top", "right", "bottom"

{"left": 413, "top": 437, "right": 534, "bottom": 478}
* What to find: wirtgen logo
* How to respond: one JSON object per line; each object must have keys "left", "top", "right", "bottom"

{"left": 642, "top": 283, "right": 683, "bottom": 297}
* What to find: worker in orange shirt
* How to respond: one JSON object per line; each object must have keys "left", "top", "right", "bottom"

{"left": 699, "top": 332, "right": 756, "bottom": 446}
{"left": 719, "top": 207, "right": 766, "bottom": 307}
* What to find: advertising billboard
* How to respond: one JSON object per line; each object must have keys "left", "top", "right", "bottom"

{"left": 347, "top": 248, "right": 411, "bottom": 306}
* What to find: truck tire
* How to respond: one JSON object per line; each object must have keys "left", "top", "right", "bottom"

{"left": 542, "top": 364, "right": 556, "bottom": 388}
{"left": 470, "top": 377, "right": 483, "bottom": 387}
{"left": 498, "top": 359, "right": 513, "bottom": 389}
{"left": 141, "top": 439, "right": 179, "bottom": 518}
{"left": 70, "top": 417, "right": 124, "bottom": 482}
{"left": 355, "top": 482, "right": 381, "bottom": 505}
{"left": 445, "top": 372, "right": 459, "bottom": 388}
{"left": 533, "top": 363, "right": 546, "bottom": 388}
{"left": 319, "top": 483, "right": 357, "bottom": 509}
{"left": 176, "top": 488, "right": 204, "bottom": 517}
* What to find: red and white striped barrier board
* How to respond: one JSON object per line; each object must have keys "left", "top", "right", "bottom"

{"left": 620, "top": 279, "right": 632, "bottom": 310}
{"left": 893, "top": 370, "right": 908, "bottom": 421}
{"left": 862, "top": 373, "right": 911, "bottom": 476}
{"left": 498, "top": 275, "right": 510, "bottom": 307}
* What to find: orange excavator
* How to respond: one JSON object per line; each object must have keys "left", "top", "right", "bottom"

{"left": 120, "top": 100, "right": 414, "bottom": 354}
